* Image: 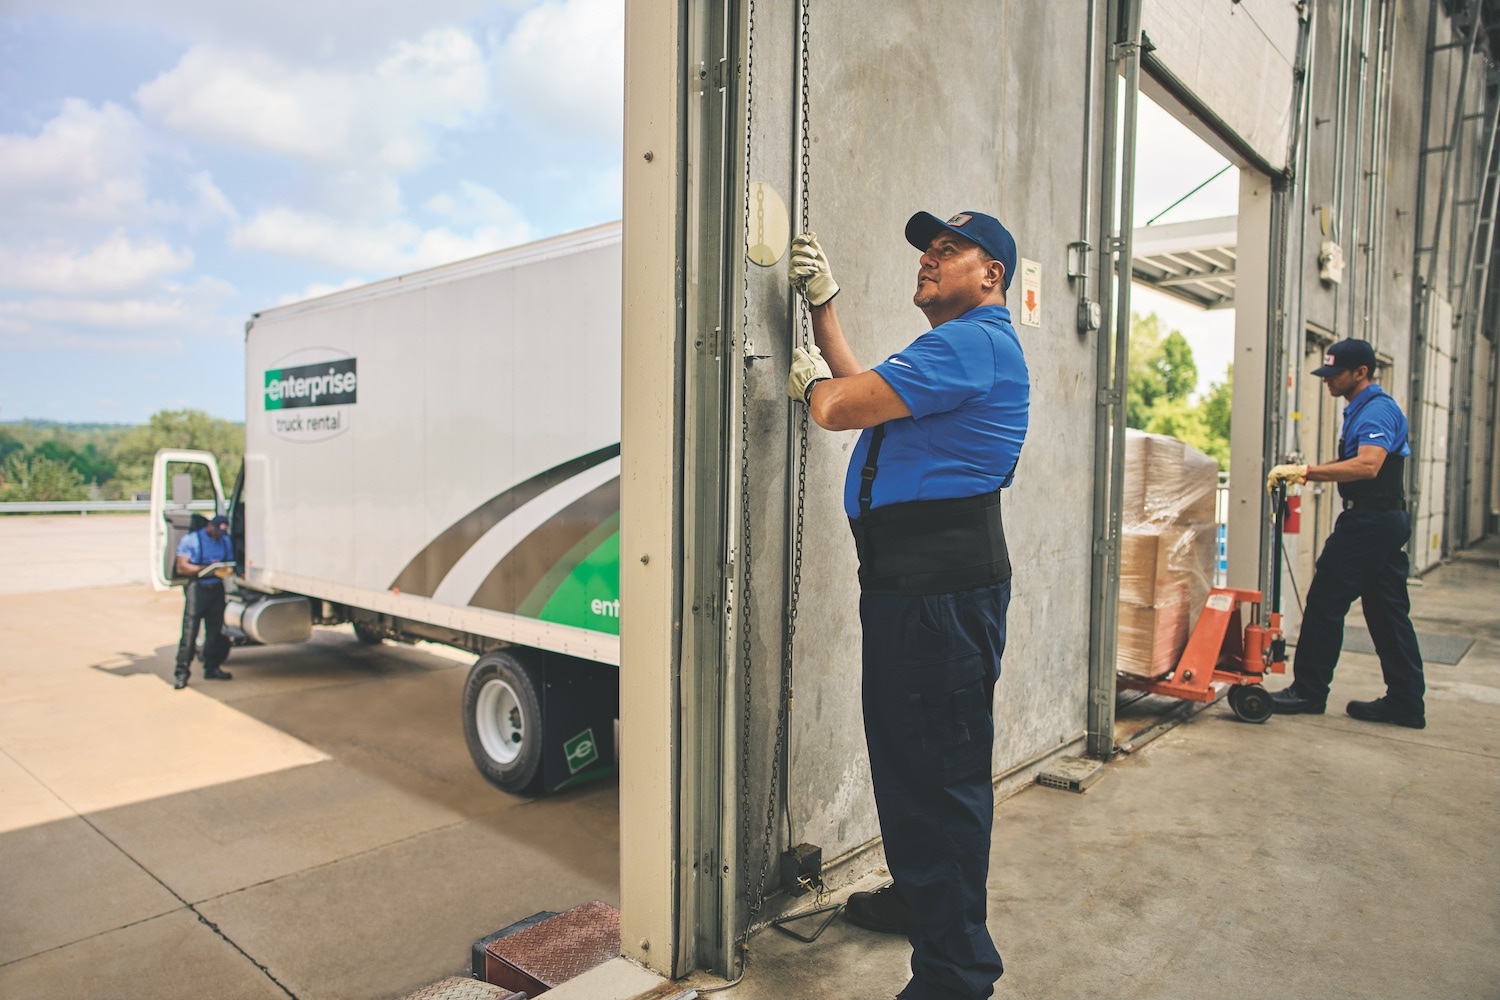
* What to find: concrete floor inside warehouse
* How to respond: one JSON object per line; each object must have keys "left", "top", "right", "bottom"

{"left": 693, "top": 537, "right": 1500, "bottom": 1000}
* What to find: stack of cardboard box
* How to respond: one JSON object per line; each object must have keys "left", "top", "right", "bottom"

{"left": 1116, "top": 431, "right": 1220, "bottom": 679}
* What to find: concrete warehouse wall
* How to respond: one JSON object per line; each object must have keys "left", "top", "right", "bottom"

{"left": 1290, "top": 0, "right": 1494, "bottom": 577}
{"left": 732, "top": 1, "right": 1100, "bottom": 871}
{"left": 1469, "top": 334, "right": 1493, "bottom": 544}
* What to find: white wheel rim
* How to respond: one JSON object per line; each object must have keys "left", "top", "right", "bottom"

{"left": 475, "top": 676, "right": 525, "bottom": 765}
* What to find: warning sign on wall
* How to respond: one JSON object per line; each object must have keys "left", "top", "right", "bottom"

{"left": 1018, "top": 258, "right": 1041, "bottom": 328}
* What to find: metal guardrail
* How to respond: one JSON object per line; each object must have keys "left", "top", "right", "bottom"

{"left": 0, "top": 500, "right": 218, "bottom": 514}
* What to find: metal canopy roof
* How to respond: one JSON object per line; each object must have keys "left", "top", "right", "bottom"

{"left": 1132, "top": 215, "right": 1237, "bottom": 310}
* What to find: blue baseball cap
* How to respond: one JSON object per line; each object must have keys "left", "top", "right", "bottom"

{"left": 1311, "top": 339, "right": 1377, "bottom": 377}
{"left": 905, "top": 210, "right": 1018, "bottom": 291}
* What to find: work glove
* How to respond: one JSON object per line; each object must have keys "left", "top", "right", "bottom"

{"left": 788, "top": 232, "right": 840, "bottom": 307}
{"left": 1266, "top": 464, "right": 1308, "bottom": 493}
{"left": 212, "top": 565, "right": 235, "bottom": 580}
{"left": 787, "top": 344, "right": 832, "bottom": 404}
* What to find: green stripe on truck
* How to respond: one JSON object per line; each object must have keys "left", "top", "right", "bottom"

{"left": 533, "top": 525, "right": 621, "bottom": 635}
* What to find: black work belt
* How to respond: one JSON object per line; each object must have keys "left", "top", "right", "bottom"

{"left": 1342, "top": 497, "right": 1406, "bottom": 512}
{"left": 848, "top": 491, "right": 1011, "bottom": 596}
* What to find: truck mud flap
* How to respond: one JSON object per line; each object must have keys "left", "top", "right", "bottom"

{"left": 540, "top": 653, "right": 619, "bottom": 793}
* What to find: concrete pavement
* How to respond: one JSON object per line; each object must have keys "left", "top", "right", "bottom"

{"left": 698, "top": 540, "right": 1500, "bottom": 1000}
{"left": 0, "top": 582, "right": 619, "bottom": 1000}
{"left": 4, "top": 517, "right": 1497, "bottom": 999}
{"left": 0, "top": 513, "right": 152, "bottom": 594}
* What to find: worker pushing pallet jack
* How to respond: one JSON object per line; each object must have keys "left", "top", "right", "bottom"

{"left": 1118, "top": 484, "right": 1292, "bottom": 723}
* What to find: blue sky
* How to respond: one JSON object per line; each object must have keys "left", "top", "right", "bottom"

{"left": 0, "top": 4, "right": 1233, "bottom": 424}
{"left": 0, "top": 0, "right": 622, "bottom": 423}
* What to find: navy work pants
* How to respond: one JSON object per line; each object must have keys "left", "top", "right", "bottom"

{"left": 175, "top": 583, "right": 229, "bottom": 681}
{"left": 861, "top": 580, "right": 1010, "bottom": 1000}
{"left": 1291, "top": 508, "right": 1424, "bottom": 714}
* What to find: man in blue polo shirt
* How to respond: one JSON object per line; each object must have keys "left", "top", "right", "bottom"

{"left": 173, "top": 513, "right": 236, "bottom": 689}
{"left": 786, "top": 210, "right": 1029, "bottom": 1000}
{"left": 1267, "top": 339, "right": 1425, "bottom": 728}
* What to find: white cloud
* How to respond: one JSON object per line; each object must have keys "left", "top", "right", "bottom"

{"left": 0, "top": 274, "right": 237, "bottom": 355}
{"left": 136, "top": 29, "right": 491, "bottom": 170}
{"left": 0, "top": 232, "right": 193, "bottom": 294}
{"left": 3, "top": 0, "right": 520, "bottom": 63}
{"left": 426, "top": 179, "right": 527, "bottom": 225}
{"left": 277, "top": 278, "right": 367, "bottom": 306}
{"left": 2, "top": 296, "right": 190, "bottom": 328}
{"left": 0, "top": 321, "right": 188, "bottom": 355}
{"left": 0, "top": 99, "right": 149, "bottom": 222}
{"left": 496, "top": 0, "right": 622, "bottom": 143}
{"left": 187, "top": 172, "right": 240, "bottom": 223}
{"left": 235, "top": 180, "right": 530, "bottom": 274}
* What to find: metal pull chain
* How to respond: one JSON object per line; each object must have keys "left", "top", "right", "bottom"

{"left": 738, "top": 0, "right": 816, "bottom": 925}
{"left": 764, "top": 0, "right": 816, "bottom": 911}
{"left": 736, "top": 0, "right": 760, "bottom": 924}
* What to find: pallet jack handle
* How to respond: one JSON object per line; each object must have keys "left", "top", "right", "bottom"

{"left": 1268, "top": 482, "right": 1288, "bottom": 619}
{"left": 1264, "top": 483, "right": 1289, "bottom": 669}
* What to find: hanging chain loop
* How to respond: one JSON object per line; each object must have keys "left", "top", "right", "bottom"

{"left": 750, "top": 0, "right": 814, "bottom": 916}
{"left": 739, "top": 0, "right": 815, "bottom": 922}
{"left": 736, "top": 0, "right": 760, "bottom": 921}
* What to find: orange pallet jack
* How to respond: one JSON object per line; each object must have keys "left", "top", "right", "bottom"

{"left": 1117, "top": 484, "right": 1290, "bottom": 723}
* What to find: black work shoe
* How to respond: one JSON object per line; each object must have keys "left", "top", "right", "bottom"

{"left": 845, "top": 883, "right": 918, "bottom": 935}
{"left": 1347, "top": 697, "right": 1425, "bottom": 729}
{"left": 173, "top": 675, "right": 189, "bottom": 690}
{"left": 203, "top": 669, "right": 233, "bottom": 681}
{"left": 1270, "top": 687, "right": 1325, "bottom": 715}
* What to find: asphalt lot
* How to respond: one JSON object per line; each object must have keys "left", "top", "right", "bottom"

{"left": 0, "top": 516, "right": 620, "bottom": 1000}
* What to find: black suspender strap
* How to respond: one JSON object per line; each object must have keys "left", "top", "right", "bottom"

{"left": 858, "top": 424, "right": 886, "bottom": 516}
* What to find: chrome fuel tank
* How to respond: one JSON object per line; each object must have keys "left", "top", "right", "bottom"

{"left": 225, "top": 594, "right": 313, "bottom": 645}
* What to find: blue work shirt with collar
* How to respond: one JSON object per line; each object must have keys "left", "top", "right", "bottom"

{"left": 842, "top": 303, "right": 1030, "bottom": 519}
{"left": 1340, "top": 383, "right": 1410, "bottom": 460}
{"left": 177, "top": 527, "right": 234, "bottom": 586}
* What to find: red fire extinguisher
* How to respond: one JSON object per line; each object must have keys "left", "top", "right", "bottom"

{"left": 1284, "top": 494, "right": 1302, "bottom": 534}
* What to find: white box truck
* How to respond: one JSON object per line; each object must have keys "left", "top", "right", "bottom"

{"left": 150, "top": 222, "right": 623, "bottom": 795}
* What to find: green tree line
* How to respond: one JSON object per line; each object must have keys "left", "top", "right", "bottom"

{"left": 0, "top": 411, "right": 243, "bottom": 503}
{"left": 1128, "top": 311, "right": 1232, "bottom": 469}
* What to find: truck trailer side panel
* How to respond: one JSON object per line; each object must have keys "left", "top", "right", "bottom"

{"left": 243, "top": 223, "right": 624, "bottom": 665}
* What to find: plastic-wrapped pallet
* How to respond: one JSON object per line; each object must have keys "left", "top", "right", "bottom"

{"left": 1123, "top": 431, "right": 1219, "bottom": 526}
{"left": 1116, "top": 430, "right": 1220, "bottom": 679}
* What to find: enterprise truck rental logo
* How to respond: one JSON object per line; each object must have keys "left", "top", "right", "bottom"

{"left": 264, "top": 350, "right": 357, "bottom": 442}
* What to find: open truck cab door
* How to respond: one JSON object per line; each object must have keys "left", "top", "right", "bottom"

{"left": 149, "top": 447, "right": 315, "bottom": 645}
{"left": 148, "top": 449, "right": 226, "bottom": 592}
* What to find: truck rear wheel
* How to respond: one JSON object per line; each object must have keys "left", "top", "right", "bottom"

{"left": 463, "top": 651, "right": 545, "bottom": 795}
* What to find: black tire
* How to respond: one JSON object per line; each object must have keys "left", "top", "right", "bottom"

{"left": 1229, "top": 684, "right": 1274, "bottom": 723}
{"left": 352, "top": 622, "right": 385, "bottom": 645}
{"left": 463, "top": 651, "right": 546, "bottom": 795}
